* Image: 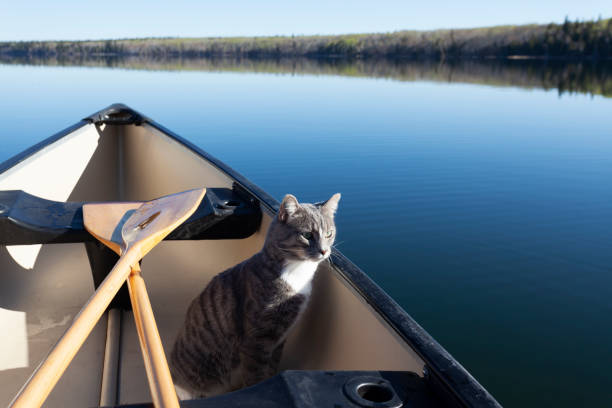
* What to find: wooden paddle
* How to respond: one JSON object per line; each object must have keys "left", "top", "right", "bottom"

{"left": 84, "top": 194, "right": 205, "bottom": 407}
{"left": 10, "top": 188, "right": 205, "bottom": 408}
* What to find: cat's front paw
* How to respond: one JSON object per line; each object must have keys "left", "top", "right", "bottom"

{"left": 174, "top": 384, "right": 194, "bottom": 400}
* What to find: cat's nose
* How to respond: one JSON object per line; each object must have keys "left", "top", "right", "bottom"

{"left": 320, "top": 249, "right": 328, "bottom": 256}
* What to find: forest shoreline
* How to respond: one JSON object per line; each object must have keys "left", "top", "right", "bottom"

{"left": 1, "top": 18, "right": 611, "bottom": 61}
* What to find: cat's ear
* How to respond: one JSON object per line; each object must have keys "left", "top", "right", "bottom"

{"left": 322, "top": 193, "right": 341, "bottom": 217}
{"left": 279, "top": 194, "right": 299, "bottom": 223}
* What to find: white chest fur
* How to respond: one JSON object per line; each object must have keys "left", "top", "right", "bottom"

{"left": 280, "top": 260, "right": 319, "bottom": 296}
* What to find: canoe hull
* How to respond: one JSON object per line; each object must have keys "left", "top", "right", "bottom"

{"left": 0, "top": 105, "right": 500, "bottom": 407}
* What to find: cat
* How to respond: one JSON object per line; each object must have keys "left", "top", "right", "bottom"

{"left": 169, "top": 193, "right": 340, "bottom": 399}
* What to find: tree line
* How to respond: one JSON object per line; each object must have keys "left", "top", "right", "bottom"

{"left": 1, "top": 18, "right": 611, "bottom": 60}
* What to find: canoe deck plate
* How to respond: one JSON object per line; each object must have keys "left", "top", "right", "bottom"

{"left": 112, "top": 370, "right": 449, "bottom": 408}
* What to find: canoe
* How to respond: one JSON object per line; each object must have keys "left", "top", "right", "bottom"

{"left": 0, "top": 104, "right": 501, "bottom": 407}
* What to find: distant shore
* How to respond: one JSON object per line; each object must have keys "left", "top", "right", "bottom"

{"left": 1, "top": 54, "right": 610, "bottom": 99}
{"left": 1, "top": 18, "right": 611, "bottom": 61}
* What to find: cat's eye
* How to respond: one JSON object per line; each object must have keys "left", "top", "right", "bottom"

{"left": 325, "top": 230, "right": 334, "bottom": 238}
{"left": 301, "top": 231, "right": 313, "bottom": 240}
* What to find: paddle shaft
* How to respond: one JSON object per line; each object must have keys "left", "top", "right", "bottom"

{"left": 127, "top": 263, "right": 180, "bottom": 408}
{"left": 9, "top": 247, "right": 140, "bottom": 408}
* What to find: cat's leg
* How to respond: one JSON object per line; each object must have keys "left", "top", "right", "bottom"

{"left": 237, "top": 347, "right": 277, "bottom": 388}
{"left": 174, "top": 384, "right": 194, "bottom": 400}
{"left": 175, "top": 375, "right": 231, "bottom": 399}
{"left": 236, "top": 339, "right": 286, "bottom": 389}
{"left": 195, "top": 354, "right": 234, "bottom": 397}
{"left": 266, "top": 342, "right": 285, "bottom": 376}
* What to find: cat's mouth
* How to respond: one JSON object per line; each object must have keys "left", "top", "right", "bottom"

{"left": 312, "top": 252, "right": 330, "bottom": 261}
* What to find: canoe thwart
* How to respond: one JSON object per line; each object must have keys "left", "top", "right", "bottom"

{"left": 0, "top": 185, "right": 261, "bottom": 245}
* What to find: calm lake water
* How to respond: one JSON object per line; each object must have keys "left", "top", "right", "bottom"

{"left": 1, "top": 60, "right": 611, "bottom": 407}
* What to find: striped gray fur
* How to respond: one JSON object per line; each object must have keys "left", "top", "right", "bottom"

{"left": 170, "top": 193, "right": 340, "bottom": 398}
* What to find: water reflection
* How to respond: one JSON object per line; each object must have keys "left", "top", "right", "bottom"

{"left": 2, "top": 55, "right": 611, "bottom": 97}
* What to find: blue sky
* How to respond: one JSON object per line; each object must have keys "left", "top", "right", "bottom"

{"left": 1, "top": 0, "right": 611, "bottom": 41}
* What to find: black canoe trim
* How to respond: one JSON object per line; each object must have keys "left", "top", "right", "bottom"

{"left": 330, "top": 252, "right": 500, "bottom": 407}
{"left": 0, "top": 104, "right": 501, "bottom": 408}
{"left": 146, "top": 119, "right": 277, "bottom": 214}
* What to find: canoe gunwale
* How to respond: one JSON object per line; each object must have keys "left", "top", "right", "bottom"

{"left": 330, "top": 253, "right": 500, "bottom": 407}
{"left": 0, "top": 104, "right": 502, "bottom": 408}
{"left": 0, "top": 120, "right": 90, "bottom": 177}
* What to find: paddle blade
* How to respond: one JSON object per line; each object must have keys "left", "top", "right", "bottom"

{"left": 83, "top": 202, "right": 142, "bottom": 254}
{"left": 121, "top": 188, "right": 206, "bottom": 257}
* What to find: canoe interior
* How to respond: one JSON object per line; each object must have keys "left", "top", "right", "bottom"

{"left": 0, "top": 123, "right": 425, "bottom": 406}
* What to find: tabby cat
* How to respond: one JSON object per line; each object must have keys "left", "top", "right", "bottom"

{"left": 170, "top": 193, "right": 340, "bottom": 399}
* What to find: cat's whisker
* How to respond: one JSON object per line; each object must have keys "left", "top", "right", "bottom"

{"left": 331, "top": 241, "right": 344, "bottom": 250}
